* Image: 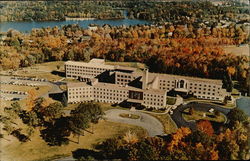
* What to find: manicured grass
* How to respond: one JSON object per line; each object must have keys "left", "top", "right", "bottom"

{"left": 1, "top": 120, "right": 146, "bottom": 161}
{"left": 166, "top": 97, "right": 176, "bottom": 105}
{"left": 182, "top": 108, "right": 226, "bottom": 123}
{"left": 144, "top": 108, "right": 166, "bottom": 113}
{"left": 98, "top": 102, "right": 129, "bottom": 111}
{"left": 183, "top": 98, "right": 235, "bottom": 109}
{"left": 146, "top": 113, "right": 178, "bottom": 134}
{"left": 63, "top": 78, "right": 80, "bottom": 82}
{"left": 119, "top": 113, "right": 140, "bottom": 119}
{"left": 64, "top": 102, "right": 128, "bottom": 112}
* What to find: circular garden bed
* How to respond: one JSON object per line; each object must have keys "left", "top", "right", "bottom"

{"left": 119, "top": 113, "right": 140, "bottom": 119}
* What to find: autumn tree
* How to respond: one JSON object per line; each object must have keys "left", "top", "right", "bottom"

{"left": 196, "top": 120, "right": 214, "bottom": 136}
{"left": 26, "top": 89, "right": 37, "bottom": 111}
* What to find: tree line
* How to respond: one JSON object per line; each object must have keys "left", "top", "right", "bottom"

{"left": 0, "top": 23, "right": 249, "bottom": 93}
{"left": 0, "top": 1, "right": 248, "bottom": 23}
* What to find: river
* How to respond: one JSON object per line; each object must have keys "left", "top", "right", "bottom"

{"left": 0, "top": 19, "right": 150, "bottom": 32}
{"left": 236, "top": 97, "right": 250, "bottom": 116}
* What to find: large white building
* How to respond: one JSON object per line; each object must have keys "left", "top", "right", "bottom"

{"left": 66, "top": 59, "right": 227, "bottom": 109}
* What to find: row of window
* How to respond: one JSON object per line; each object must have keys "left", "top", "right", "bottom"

{"left": 190, "top": 87, "right": 217, "bottom": 91}
{"left": 193, "top": 91, "right": 216, "bottom": 95}
{"left": 189, "top": 83, "right": 217, "bottom": 88}
{"left": 67, "top": 69, "right": 102, "bottom": 74}
{"left": 116, "top": 74, "right": 132, "bottom": 78}
{"left": 94, "top": 88, "right": 128, "bottom": 93}
{"left": 69, "top": 88, "right": 92, "bottom": 91}
{"left": 66, "top": 65, "right": 108, "bottom": 71}
{"left": 159, "top": 83, "right": 175, "bottom": 87}
{"left": 95, "top": 95, "right": 125, "bottom": 101}
{"left": 144, "top": 101, "right": 163, "bottom": 106}
{"left": 144, "top": 98, "right": 163, "bottom": 102}
{"left": 67, "top": 71, "right": 97, "bottom": 76}
{"left": 196, "top": 95, "right": 220, "bottom": 100}
{"left": 117, "top": 78, "right": 131, "bottom": 82}
{"left": 69, "top": 91, "right": 91, "bottom": 95}
{"left": 159, "top": 80, "right": 175, "bottom": 83}
{"left": 144, "top": 94, "right": 164, "bottom": 98}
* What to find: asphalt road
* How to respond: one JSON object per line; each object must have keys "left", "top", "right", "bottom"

{"left": 105, "top": 109, "right": 164, "bottom": 137}
{"left": 171, "top": 102, "right": 231, "bottom": 130}
{"left": 0, "top": 75, "right": 63, "bottom": 99}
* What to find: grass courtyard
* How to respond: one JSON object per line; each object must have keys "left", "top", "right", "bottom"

{"left": 1, "top": 120, "right": 146, "bottom": 161}
{"left": 182, "top": 108, "right": 226, "bottom": 123}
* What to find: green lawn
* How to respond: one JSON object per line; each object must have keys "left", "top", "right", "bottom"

{"left": 182, "top": 108, "right": 226, "bottom": 123}
{"left": 166, "top": 97, "right": 176, "bottom": 105}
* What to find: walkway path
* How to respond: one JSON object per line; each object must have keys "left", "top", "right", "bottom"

{"left": 105, "top": 109, "right": 164, "bottom": 137}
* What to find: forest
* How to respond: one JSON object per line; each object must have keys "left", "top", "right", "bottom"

{"left": 0, "top": 1, "right": 249, "bottom": 23}
{"left": 0, "top": 22, "right": 249, "bottom": 92}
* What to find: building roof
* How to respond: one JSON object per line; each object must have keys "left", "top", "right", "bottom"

{"left": 66, "top": 58, "right": 223, "bottom": 85}
{"left": 67, "top": 82, "right": 91, "bottom": 88}
{"left": 147, "top": 72, "right": 222, "bottom": 84}
{"left": 65, "top": 60, "right": 114, "bottom": 70}
{"left": 89, "top": 58, "right": 105, "bottom": 64}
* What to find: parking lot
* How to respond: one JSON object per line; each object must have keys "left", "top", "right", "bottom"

{"left": 0, "top": 75, "right": 62, "bottom": 102}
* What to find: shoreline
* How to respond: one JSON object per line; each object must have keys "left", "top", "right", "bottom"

{"left": 65, "top": 17, "right": 96, "bottom": 20}
{"left": 0, "top": 17, "right": 128, "bottom": 23}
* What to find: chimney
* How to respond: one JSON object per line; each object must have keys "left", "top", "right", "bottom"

{"left": 142, "top": 68, "right": 148, "bottom": 89}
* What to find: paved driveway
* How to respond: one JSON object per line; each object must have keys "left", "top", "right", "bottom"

{"left": 105, "top": 109, "right": 164, "bottom": 137}
{"left": 0, "top": 75, "right": 62, "bottom": 98}
{"left": 171, "top": 102, "right": 231, "bottom": 130}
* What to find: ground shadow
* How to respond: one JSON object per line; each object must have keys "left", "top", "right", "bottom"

{"left": 181, "top": 111, "right": 190, "bottom": 115}
{"left": 72, "top": 148, "right": 102, "bottom": 160}
{"left": 51, "top": 70, "right": 65, "bottom": 77}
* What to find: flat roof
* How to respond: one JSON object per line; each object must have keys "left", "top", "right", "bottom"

{"left": 65, "top": 60, "right": 115, "bottom": 69}
{"left": 95, "top": 82, "right": 166, "bottom": 94}
{"left": 89, "top": 58, "right": 105, "bottom": 64}
{"left": 67, "top": 82, "right": 91, "bottom": 88}
{"left": 148, "top": 72, "right": 222, "bottom": 84}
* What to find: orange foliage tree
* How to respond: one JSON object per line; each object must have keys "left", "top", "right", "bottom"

{"left": 196, "top": 120, "right": 214, "bottom": 136}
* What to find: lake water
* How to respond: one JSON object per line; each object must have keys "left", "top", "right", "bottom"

{"left": 236, "top": 97, "right": 250, "bottom": 116}
{"left": 0, "top": 19, "right": 150, "bottom": 32}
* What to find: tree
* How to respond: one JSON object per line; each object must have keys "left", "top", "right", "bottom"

{"left": 189, "top": 107, "right": 194, "bottom": 115}
{"left": 72, "top": 103, "right": 104, "bottom": 124}
{"left": 227, "top": 108, "right": 248, "bottom": 128}
{"left": 196, "top": 120, "right": 214, "bottom": 136}
{"left": 26, "top": 89, "right": 37, "bottom": 111}
{"left": 40, "top": 117, "right": 71, "bottom": 146}
{"left": 41, "top": 102, "right": 64, "bottom": 122}
{"left": 214, "top": 110, "right": 220, "bottom": 117}
{"left": 19, "top": 110, "right": 40, "bottom": 127}
{"left": 129, "top": 141, "right": 158, "bottom": 161}
{"left": 11, "top": 102, "right": 21, "bottom": 114}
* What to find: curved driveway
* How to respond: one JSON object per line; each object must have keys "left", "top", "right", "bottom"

{"left": 105, "top": 109, "right": 164, "bottom": 137}
{"left": 171, "top": 102, "right": 231, "bottom": 130}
